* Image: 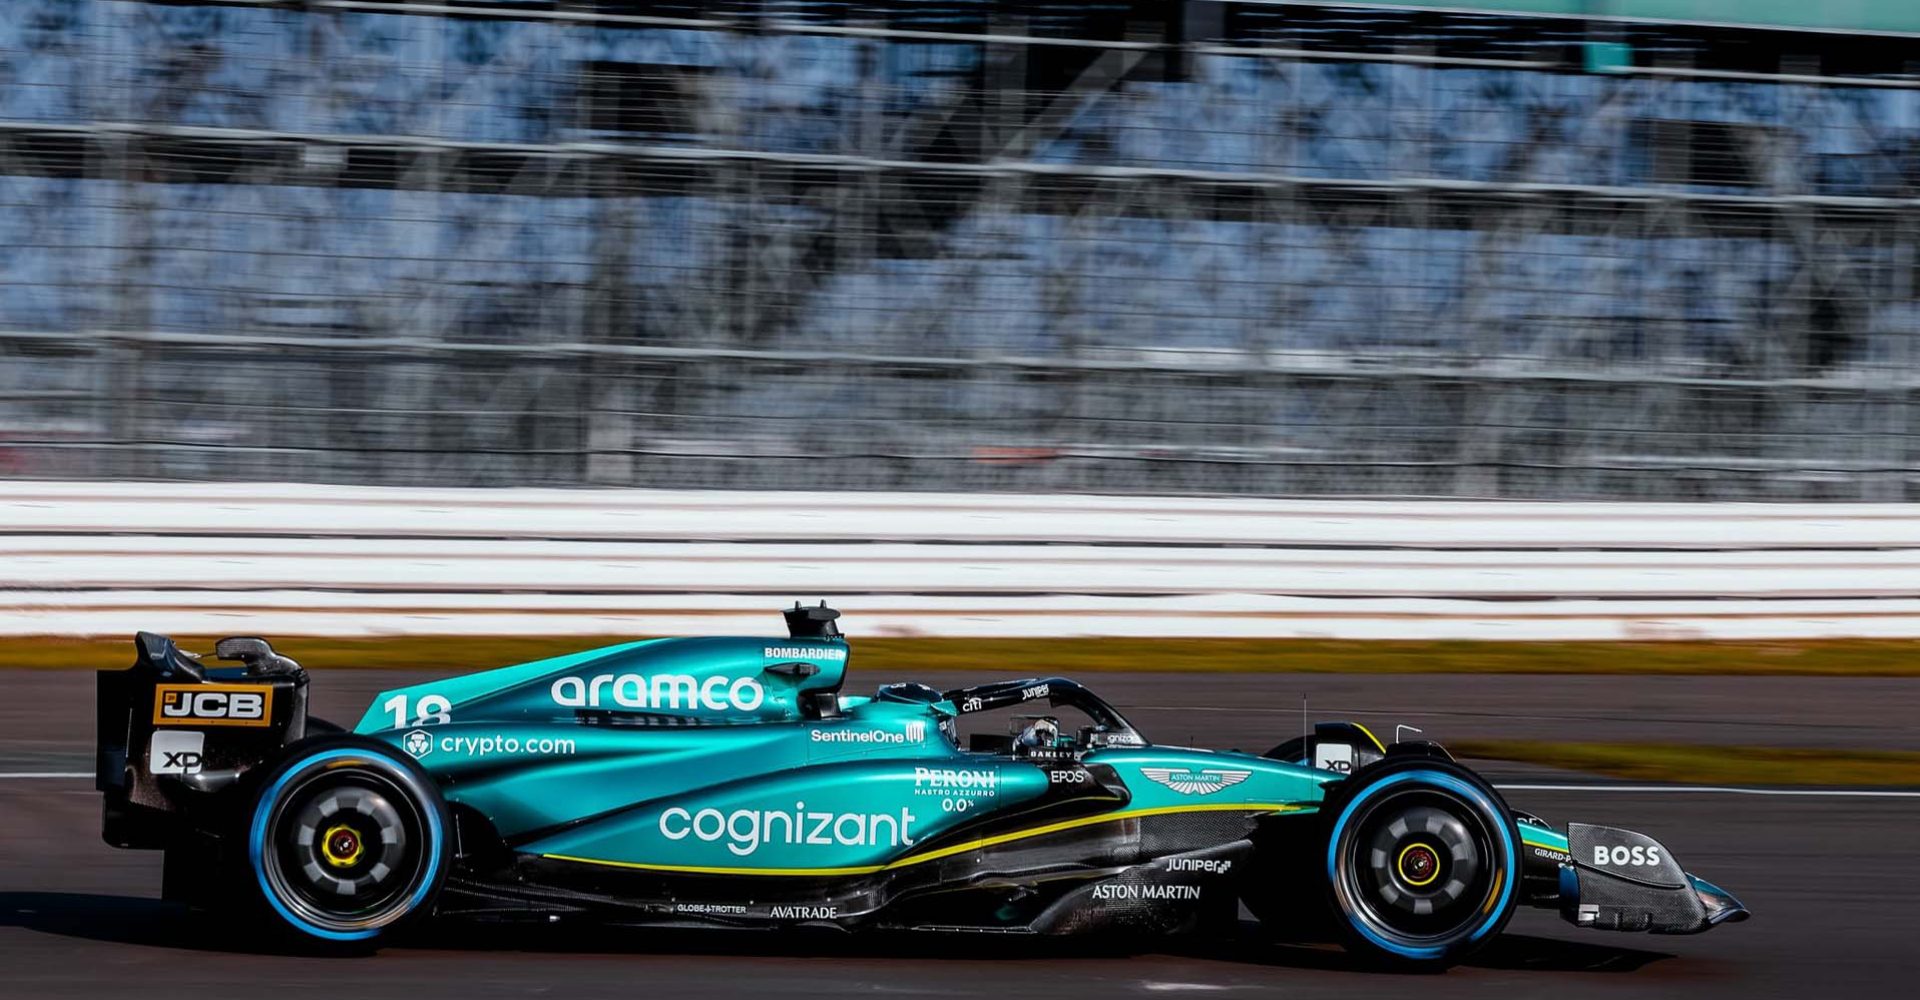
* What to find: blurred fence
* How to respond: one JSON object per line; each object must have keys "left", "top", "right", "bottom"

{"left": 4, "top": 482, "right": 1920, "bottom": 638}
{"left": 2, "top": 2, "right": 1919, "bottom": 499}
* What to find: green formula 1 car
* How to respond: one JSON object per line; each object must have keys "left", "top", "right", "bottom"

{"left": 95, "top": 604, "right": 1746, "bottom": 968}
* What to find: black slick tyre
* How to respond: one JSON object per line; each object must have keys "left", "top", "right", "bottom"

{"left": 241, "top": 735, "right": 450, "bottom": 948}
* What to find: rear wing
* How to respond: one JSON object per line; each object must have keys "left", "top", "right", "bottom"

{"left": 98, "top": 632, "right": 312, "bottom": 848}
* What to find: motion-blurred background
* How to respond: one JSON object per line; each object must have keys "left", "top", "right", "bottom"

{"left": 3, "top": 14, "right": 1918, "bottom": 980}
{"left": 4, "top": 0, "right": 1918, "bottom": 501}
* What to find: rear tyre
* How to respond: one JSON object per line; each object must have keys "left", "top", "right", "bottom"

{"left": 243, "top": 736, "right": 449, "bottom": 946}
{"left": 1320, "top": 758, "right": 1520, "bottom": 970}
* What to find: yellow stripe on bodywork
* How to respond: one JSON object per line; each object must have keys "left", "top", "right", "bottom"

{"left": 1349, "top": 723, "right": 1387, "bottom": 753}
{"left": 542, "top": 802, "right": 1310, "bottom": 877}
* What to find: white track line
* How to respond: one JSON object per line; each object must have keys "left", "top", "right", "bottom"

{"left": 1496, "top": 782, "right": 1920, "bottom": 799}
{"left": 0, "top": 772, "right": 92, "bottom": 779}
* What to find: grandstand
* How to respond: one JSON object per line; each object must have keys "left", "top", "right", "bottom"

{"left": 1, "top": 1, "right": 1916, "bottom": 498}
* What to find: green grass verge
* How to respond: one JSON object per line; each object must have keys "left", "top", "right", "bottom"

{"left": 1452, "top": 739, "right": 1920, "bottom": 786}
{"left": 11, "top": 635, "right": 1920, "bottom": 675}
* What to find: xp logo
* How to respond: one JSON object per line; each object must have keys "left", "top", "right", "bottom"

{"left": 1138, "top": 767, "right": 1252, "bottom": 796}
{"left": 1593, "top": 844, "right": 1663, "bottom": 867}
{"left": 1314, "top": 743, "right": 1355, "bottom": 773}
{"left": 152, "top": 684, "right": 273, "bottom": 727}
{"left": 403, "top": 729, "right": 434, "bottom": 759}
{"left": 148, "top": 730, "right": 205, "bottom": 775}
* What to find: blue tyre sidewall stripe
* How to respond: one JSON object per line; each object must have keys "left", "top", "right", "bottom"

{"left": 1325, "top": 768, "right": 1518, "bottom": 960}
{"left": 248, "top": 747, "right": 443, "bottom": 942}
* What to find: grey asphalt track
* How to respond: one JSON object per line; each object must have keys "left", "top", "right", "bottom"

{"left": 2, "top": 666, "right": 1916, "bottom": 999}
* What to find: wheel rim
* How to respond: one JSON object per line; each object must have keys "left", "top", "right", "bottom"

{"left": 1334, "top": 786, "right": 1504, "bottom": 951}
{"left": 259, "top": 761, "right": 431, "bottom": 935}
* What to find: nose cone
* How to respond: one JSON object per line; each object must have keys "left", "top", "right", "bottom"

{"left": 1689, "top": 874, "right": 1751, "bottom": 926}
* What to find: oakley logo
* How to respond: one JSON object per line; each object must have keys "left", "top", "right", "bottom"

{"left": 153, "top": 685, "right": 273, "bottom": 727}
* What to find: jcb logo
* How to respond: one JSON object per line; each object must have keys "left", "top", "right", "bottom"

{"left": 153, "top": 684, "right": 273, "bottom": 727}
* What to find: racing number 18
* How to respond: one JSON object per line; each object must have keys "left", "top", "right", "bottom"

{"left": 383, "top": 694, "right": 453, "bottom": 728}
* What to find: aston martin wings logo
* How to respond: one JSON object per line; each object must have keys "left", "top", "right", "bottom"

{"left": 1138, "top": 767, "right": 1253, "bottom": 796}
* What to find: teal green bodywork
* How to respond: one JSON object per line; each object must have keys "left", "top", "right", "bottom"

{"left": 352, "top": 635, "right": 1339, "bottom": 874}
{"left": 353, "top": 636, "right": 848, "bottom": 732}
{"left": 1522, "top": 825, "right": 1571, "bottom": 854}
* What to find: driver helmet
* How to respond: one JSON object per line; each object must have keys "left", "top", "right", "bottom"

{"left": 1016, "top": 717, "right": 1060, "bottom": 749}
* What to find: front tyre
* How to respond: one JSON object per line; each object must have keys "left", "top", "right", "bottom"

{"left": 244, "top": 736, "right": 450, "bottom": 945}
{"left": 1322, "top": 759, "right": 1520, "bottom": 970}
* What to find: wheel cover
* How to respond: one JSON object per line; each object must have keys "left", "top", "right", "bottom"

{"left": 255, "top": 756, "right": 434, "bottom": 937}
{"left": 1329, "top": 774, "right": 1514, "bottom": 958}
{"left": 1395, "top": 841, "right": 1441, "bottom": 888}
{"left": 320, "top": 823, "right": 367, "bottom": 868}
{"left": 1363, "top": 804, "right": 1480, "bottom": 918}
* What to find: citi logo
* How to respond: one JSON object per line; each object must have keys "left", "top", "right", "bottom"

{"left": 1593, "top": 844, "right": 1662, "bottom": 867}
{"left": 552, "top": 673, "right": 765, "bottom": 712}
